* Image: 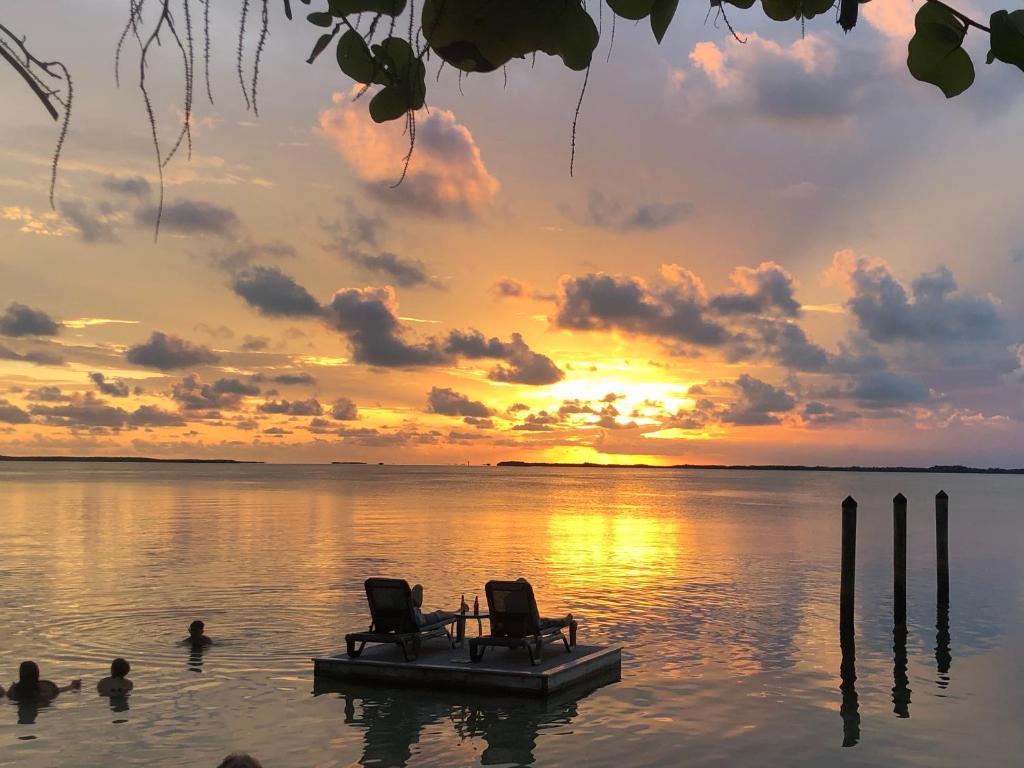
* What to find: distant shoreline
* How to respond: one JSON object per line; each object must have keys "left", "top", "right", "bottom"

{"left": 496, "top": 461, "right": 1024, "bottom": 475}
{"left": 0, "top": 455, "right": 261, "bottom": 464}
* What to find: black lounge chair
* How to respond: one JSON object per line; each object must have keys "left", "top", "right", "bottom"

{"left": 469, "top": 580, "right": 578, "bottom": 666}
{"left": 345, "top": 578, "right": 457, "bottom": 661}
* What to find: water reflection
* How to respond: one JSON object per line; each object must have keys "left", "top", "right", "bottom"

{"left": 314, "top": 677, "right": 610, "bottom": 767}
{"left": 892, "top": 623, "right": 910, "bottom": 718}
{"left": 187, "top": 644, "right": 206, "bottom": 674}
{"left": 839, "top": 629, "right": 860, "bottom": 748}
{"left": 936, "top": 596, "right": 952, "bottom": 689}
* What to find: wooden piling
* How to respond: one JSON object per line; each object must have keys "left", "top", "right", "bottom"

{"left": 893, "top": 493, "right": 907, "bottom": 627}
{"left": 840, "top": 496, "right": 857, "bottom": 637}
{"left": 936, "top": 490, "right": 949, "bottom": 606}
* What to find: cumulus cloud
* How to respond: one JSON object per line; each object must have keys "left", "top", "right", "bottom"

{"left": 829, "top": 251, "right": 1003, "bottom": 344}
{"left": 492, "top": 277, "right": 527, "bottom": 299}
{"left": 89, "top": 372, "right": 131, "bottom": 397}
{"left": 689, "top": 33, "right": 876, "bottom": 122}
{"left": 331, "top": 397, "right": 359, "bottom": 420}
{"left": 207, "top": 240, "right": 297, "bottom": 273}
{"left": 426, "top": 387, "right": 493, "bottom": 418}
{"left": 126, "top": 332, "right": 220, "bottom": 370}
{"left": 710, "top": 262, "right": 801, "bottom": 317}
{"left": 444, "top": 329, "right": 564, "bottom": 386}
{"left": 102, "top": 175, "right": 151, "bottom": 197}
{"left": 29, "top": 392, "right": 128, "bottom": 429}
{"left": 319, "top": 92, "right": 499, "bottom": 217}
{"left": 564, "top": 190, "right": 694, "bottom": 232}
{"left": 134, "top": 199, "right": 238, "bottom": 236}
{"left": 258, "top": 398, "right": 323, "bottom": 416}
{"left": 0, "top": 302, "right": 60, "bottom": 337}
{"left": 58, "top": 199, "right": 120, "bottom": 243}
{"left": 0, "top": 399, "right": 30, "bottom": 424}
{"left": 232, "top": 265, "right": 324, "bottom": 318}
{"left": 241, "top": 335, "right": 271, "bottom": 351}
{"left": 721, "top": 374, "right": 797, "bottom": 426}
{"left": 346, "top": 250, "right": 442, "bottom": 289}
{"left": 27, "top": 385, "right": 68, "bottom": 402}
{"left": 128, "top": 405, "right": 187, "bottom": 427}
{"left": 325, "top": 286, "right": 447, "bottom": 366}
{"left": 553, "top": 270, "right": 730, "bottom": 347}
{"left": 171, "top": 375, "right": 258, "bottom": 413}
{"left": 270, "top": 372, "right": 316, "bottom": 386}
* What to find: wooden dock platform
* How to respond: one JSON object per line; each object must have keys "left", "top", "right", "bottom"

{"left": 313, "top": 642, "right": 621, "bottom": 697}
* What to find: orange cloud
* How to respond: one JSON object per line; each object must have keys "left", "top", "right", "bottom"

{"left": 318, "top": 90, "right": 499, "bottom": 217}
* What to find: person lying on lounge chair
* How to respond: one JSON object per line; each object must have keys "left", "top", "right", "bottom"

{"left": 516, "top": 578, "right": 574, "bottom": 630}
{"left": 410, "top": 584, "right": 467, "bottom": 627}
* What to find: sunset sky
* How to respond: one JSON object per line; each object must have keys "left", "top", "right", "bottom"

{"left": 1, "top": 0, "right": 1022, "bottom": 465}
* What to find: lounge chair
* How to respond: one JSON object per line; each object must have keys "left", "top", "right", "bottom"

{"left": 469, "top": 580, "right": 578, "bottom": 666}
{"left": 345, "top": 578, "right": 458, "bottom": 661}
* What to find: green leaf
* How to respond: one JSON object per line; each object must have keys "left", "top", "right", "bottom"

{"left": 761, "top": 0, "right": 834, "bottom": 21}
{"left": 907, "top": 2, "right": 974, "bottom": 98}
{"left": 989, "top": 10, "right": 1024, "bottom": 72}
{"left": 607, "top": 0, "right": 656, "bottom": 21}
{"left": 423, "top": 0, "right": 599, "bottom": 73}
{"left": 307, "top": 32, "right": 336, "bottom": 64}
{"left": 337, "top": 30, "right": 379, "bottom": 84}
{"left": 327, "top": 0, "right": 407, "bottom": 15}
{"left": 651, "top": 0, "right": 679, "bottom": 43}
{"left": 721, "top": 0, "right": 757, "bottom": 9}
{"left": 307, "top": 11, "right": 334, "bottom": 27}
{"left": 369, "top": 87, "right": 409, "bottom": 122}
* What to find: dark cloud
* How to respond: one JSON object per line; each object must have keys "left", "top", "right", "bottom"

{"left": 171, "top": 374, "right": 252, "bottom": 413}
{"left": 134, "top": 199, "right": 239, "bottom": 237}
{"left": 29, "top": 392, "right": 128, "bottom": 429}
{"left": 0, "top": 302, "right": 60, "bottom": 337}
{"left": 126, "top": 332, "right": 220, "bottom": 370}
{"left": 325, "top": 287, "right": 447, "bottom": 367}
{"left": 59, "top": 200, "right": 119, "bottom": 243}
{"left": 802, "top": 401, "right": 858, "bottom": 427}
{"left": 232, "top": 265, "right": 324, "bottom": 318}
{"left": 426, "top": 387, "right": 492, "bottom": 418}
{"left": 270, "top": 372, "right": 316, "bottom": 386}
{"left": 849, "top": 371, "right": 931, "bottom": 409}
{"left": 27, "top": 385, "right": 69, "bottom": 402}
{"left": 0, "top": 399, "right": 30, "bottom": 424}
{"left": 721, "top": 374, "right": 796, "bottom": 426}
{"left": 102, "top": 175, "right": 150, "bottom": 197}
{"left": 492, "top": 277, "right": 526, "bottom": 299}
{"left": 746, "top": 319, "right": 829, "bottom": 372}
{"left": 444, "top": 330, "right": 564, "bottom": 385}
{"left": 258, "top": 398, "right": 323, "bottom": 416}
{"left": 0, "top": 343, "right": 64, "bottom": 366}
{"left": 128, "top": 405, "right": 187, "bottom": 427}
{"left": 241, "top": 335, "right": 271, "bottom": 351}
{"left": 710, "top": 262, "right": 801, "bottom": 317}
{"left": 567, "top": 191, "right": 694, "bottom": 232}
{"left": 554, "top": 272, "right": 729, "bottom": 347}
{"left": 89, "top": 372, "right": 131, "bottom": 397}
{"left": 834, "top": 254, "right": 1002, "bottom": 344}
{"left": 331, "top": 397, "right": 359, "bottom": 420}
{"left": 207, "top": 240, "right": 297, "bottom": 273}
{"left": 346, "top": 250, "right": 442, "bottom": 289}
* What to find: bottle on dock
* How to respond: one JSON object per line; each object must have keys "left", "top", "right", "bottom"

{"left": 460, "top": 593, "right": 467, "bottom": 614}
{"left": 473, "top": 595, "right": 479, "bottom": 616}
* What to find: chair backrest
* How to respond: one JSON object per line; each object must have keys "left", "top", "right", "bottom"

{"left": 364, "top": 578, "right": 418, "bottom": 634}
{"left": 485, "top": 579, "right": 541, "bottom": 638}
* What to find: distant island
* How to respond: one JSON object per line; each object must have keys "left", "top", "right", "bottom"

{"left": 497, "top": 461, "right": 1024, "bottom": 475}
{"left": 0, "top": 455, "right": 261, "bottom": 464}
{"left": 331, "top": 461, "right": 368, "bottom": 465}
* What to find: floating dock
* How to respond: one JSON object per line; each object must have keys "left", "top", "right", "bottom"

{"left": 313, "top": 642, "right": 621, "bottom": 697}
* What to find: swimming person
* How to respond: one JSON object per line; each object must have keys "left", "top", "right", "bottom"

{"left": 410, "top": 584, "right": 466, "bottom": 627}
{"left": 97, "top": 658, "right": 133, "bottom": 696}
{"left": 217, "top": 753, "right": 263, "bottom": 768}
{"left": 184, "top": 620, "right": 213, "bottom": 647}
{"left": 4, "top": 661, "right": 80, "bottom": 701}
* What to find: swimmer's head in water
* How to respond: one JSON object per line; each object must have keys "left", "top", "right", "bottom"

{"left": 189, "top": 620, "right": 205, "bottom": 635}
{"left": 111, "top": 658, "right": 130, "bottom": 678}
{"left": 18, "top": 661, "right": 39, "bottom": 686}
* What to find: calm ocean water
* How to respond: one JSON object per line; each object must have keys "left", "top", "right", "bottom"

{"left": 0, "top": 462, "right": 1021, "bottom": 767}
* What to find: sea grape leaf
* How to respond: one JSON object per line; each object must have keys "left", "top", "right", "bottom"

{"left": 720, "top": 0, "right": 757, "bottom": 9}
{"left": 327, "top": 0, "right": 407, "bottom": 15}
{"left": 365, "top": 37, "right": 426, "bottom": 122}
{"left": 761, "top": 0, "right": 834, "bottom": 22}
{"left": 607, "top": 0, "right": 657, "bottom": 21}
{"left": 988, "top": 10, "right": 1024, "bottom": 72}
{"left": 307, "top": 11, "right": 334, "bottom": 26}
{"left": 369, "top": 87, "right": 409, "bottom": 122}
{"left": 651, "top": 0, "right": 680, "bottom": 43}
{"left": 337, "top": 29, "right": 381, "bottom": 84}
{"left": 907, "top": 2, "right": 974, "bottom": 98}
{"left": 422, "top": 0, "right": 599, "bottom": 73}
{"left": 308, "top": 32, "right": 336, "bottom": 64}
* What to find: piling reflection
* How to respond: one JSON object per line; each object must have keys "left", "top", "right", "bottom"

{"left": 936, "top": 596, "right": 952, "bottom": 688}
{"left": 839, "top": 629, "right": 860, "bottom": 748}
{"left": 892, "top": 623, "right": 910, "bottom": 718}
{"left": 314, "top": 677, "right": 608, "bottom": 767}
